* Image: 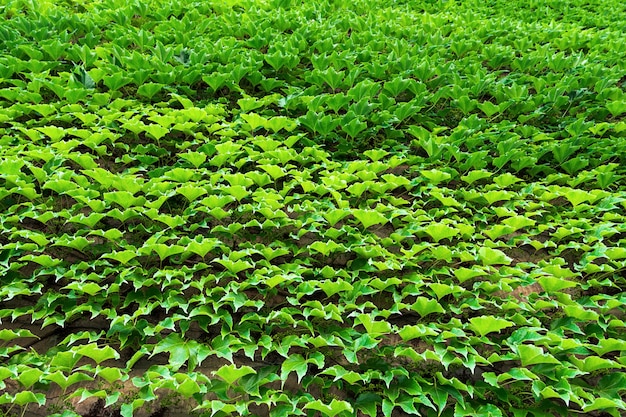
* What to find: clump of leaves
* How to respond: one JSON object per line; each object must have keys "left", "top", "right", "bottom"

{"left": 0, "top": 0, "right": 625, "bottom": 416}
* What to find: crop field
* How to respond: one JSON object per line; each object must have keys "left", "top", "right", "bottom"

{"left": 0, "top": 0, "right": 625, "bottom": 416}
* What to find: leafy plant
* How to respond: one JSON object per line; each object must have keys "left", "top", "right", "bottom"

{"left": 0, "top": 0, "right": 625, "bottom": 416}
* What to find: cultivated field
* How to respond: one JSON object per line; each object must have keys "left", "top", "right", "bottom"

{"left": 0, "top": 0, "right": 625, "bottom": 416}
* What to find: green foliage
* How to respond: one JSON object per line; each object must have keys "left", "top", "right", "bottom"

{"left": 0, "top": 0, "right": 625, "bottom": 416}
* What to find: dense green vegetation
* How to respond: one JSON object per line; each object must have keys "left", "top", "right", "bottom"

{"left": 0, "top": 0, "right": 625, "bottom": 416}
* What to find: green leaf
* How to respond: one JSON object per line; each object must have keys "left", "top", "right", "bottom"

{"left": 53, "top": 235, "right": 91, "bottom": 252}
{"left": 103, "top": 191, "right": 145, "bottom": 209}
{"left": 17, "top": 368, "right": 44, "bottom": 388}
{"left": 174, "top": 374, "right": 201, "bottom": 397}
{"left": 184, "top": 236, "right": 219, "bottom": 258}
{"left": 592, "top": 338, "right": 626, "bottom": 356}
{"left": 137, "top": 82, "right": 164, "bottom": 99}
{"left": 64, "top": 282, "right": 102, "bottom": 296}
{"left": 536, "top": 277, "right": 578, "bottom": 293}
{"left": 241, "top": 113, "right": 267, "bottom": 131}
{"left": 281, "top": 354, "right": 308, "bottom": 384}
{"left": 43, "top": 179, "right": 78, "bottom": 194}
{"left": 422, "top": 169, "right": 451, "bottom": 184}
{"left": 606, "top": 100, "right": 626, "bottom": 117}
{"left": 357, "top": 314, "right": 391, "bottom": 338}
{"left": 596, "top": 373, "right": 626, "bottom": 396}
{"left": 517, "top": 345, "right": 560, "bottom": 366}
{"left": 96, "top": 367, "right": 124, "bottom": 383}
{"left": 483, "top": 225, "right": 515, "bottom": 240}
{"left": 398, "top": 324, "right": 439, "bottom": 341}
{"left": 0, "top": 329, "right": 37, "bottom": 342}
{"left": 355, "top": 393, "right": 381, "bottom": 417}
{"left": 342, "top": 118, "right": 367, "bottom": 138}
{"left": 150, "top": 213, "right": 185, "bottom": 229}
{"left": 478, "top": 101, "right": 502, "bottom": 117}
{"left": 266, "top": 116, "right": 297, "bottom": 133}
{"left": 180, "top": 151, "right": 207, "bottom": 168}
{"left": 493, "top": 173, "right": 521, "bottom": 187}
{"left": 319, "top": 280, "right": 353, "bottom": 298}
{"left": 461, "top": 170, "right": 492, "bottom": 184}
{"left": 606, "top": 247, "right": 626, "bottom": 260}
{"left": 563, "top": 188, "right": 593, "bottom": 206}
{"left": 352, "top": 209, "right": 388, "bottom": 229}
{"left": 570, "top": 356, "right": 618, "bottom": 373}
{"left": 223, "top": 185, "right": 249, "bottom": 201}
{"left": 322, "top": 209, "right": 350, "bottom": 227}
{"left": 73, "top": 66, "right": 95, "bottom": 88}
{"left": 19, "top": 254, "right": 62, "bottom": 267}
{"left": 50, "top": 351, "right": 81, "bottom": 371}
{"left": 163, "top": 167, "right": 195, "bottom": 183}
{"left": 152, "top": 334, "right": 209, "bottom": 371}
{"left": 563, "top": 305, "right": 599, "bottom": 321}
{"left": 177, "top": 185, "right": 207, "bottom": 201}
{"left": 382, "top": 398, "right": 394, "bottom": 417}
{"left": 121, "top": 399, "right": 146, "bottom": 417}
{"left": 260, "top": 164, "right": 286, "bottom": 180}
{"left": 309, "top": 240, "right": 343, "bottom": 256}
{"left": 214, "top": 364, "right": 256, "bottom": 386}
{"left": 103, "top": 72, "right": 132, "bottom": 91}
{"left": 214, "top": 258, "right": 253, "bottom": 274}
{"left": 65, "top": 88, "right": 89, "bottom": 103}
{"left": 76, "top": 343, "right": 119, "bottom": 364}
{"left": 468, "top": 316, "right": 515, "bottom": 337}
{"left": 583, "top": 397, "right": 622, "bottom": 412}
{"left": 454, "top": 266, "right": 486, "bottom": 283}
{"left": 74, "top": 388, "right": 108, "bottom": 404}
{"left": 305, "top": 399, "right": 353, "bottom": 417}
{"left": 321, "top": 365, "right": 363, "bottom": 384}
{"left": 412, "top": 297, "right": 445, "bottom": 317}
{"left": 502, "top": 215, "right": 535, "bottom": 230}
{"left": 496, "top": 368, "right": 538, "bottom": 384}
{"left": 0, "top": 158, "right": 25, "bottom": 175}
{"left": 102, "top": 250, "right": 137, "bottom": 265}
{"left": 423, "top": 223, "right": 459, "bottom": 242}
{"left": 426, "top": 386, "right": 448, "bottom": 416}
{"left": 45, "top": 371, "right": 93, "bottom": 390}
{"left": 105, "top": 392, "right": 120, "bottom": 408}
{"left": 482, "top": 190, "right": 514, "bottom": 205}
{"left": 37, "top": 126, "right": 66, "bottom": 141}
{"left": 13, "top": 391, "right": 46, "bottom": 406}
{"left": 144, "top": 123, "right": 170, "bottom": 140}
{"left": 477, "top": 247, "right": 512, "bottom": 266}
{"left": 148, "top": 244, "right": 185, "bottom": 262}
{"left": 364, "top": 149, "right": 389, "bottom": 162}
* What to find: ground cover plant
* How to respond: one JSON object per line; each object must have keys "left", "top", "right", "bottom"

{"left": 0, "top": 0, "right": 625, "bottom": 416}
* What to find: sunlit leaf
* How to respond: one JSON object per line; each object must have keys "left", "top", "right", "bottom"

{"left": 468, "top": 316, "right": 515, "bottom": 337}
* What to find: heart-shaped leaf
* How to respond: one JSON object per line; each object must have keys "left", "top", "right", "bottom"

{"left": 468, "top": 316, "right": 515, "bottom": 337}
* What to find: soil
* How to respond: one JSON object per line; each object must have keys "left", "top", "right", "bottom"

{"left": 83, "top": 399, "right": 122, "bottom": 417}
{"left": 78, "top": 401, "right": 165, "bottom": 417}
